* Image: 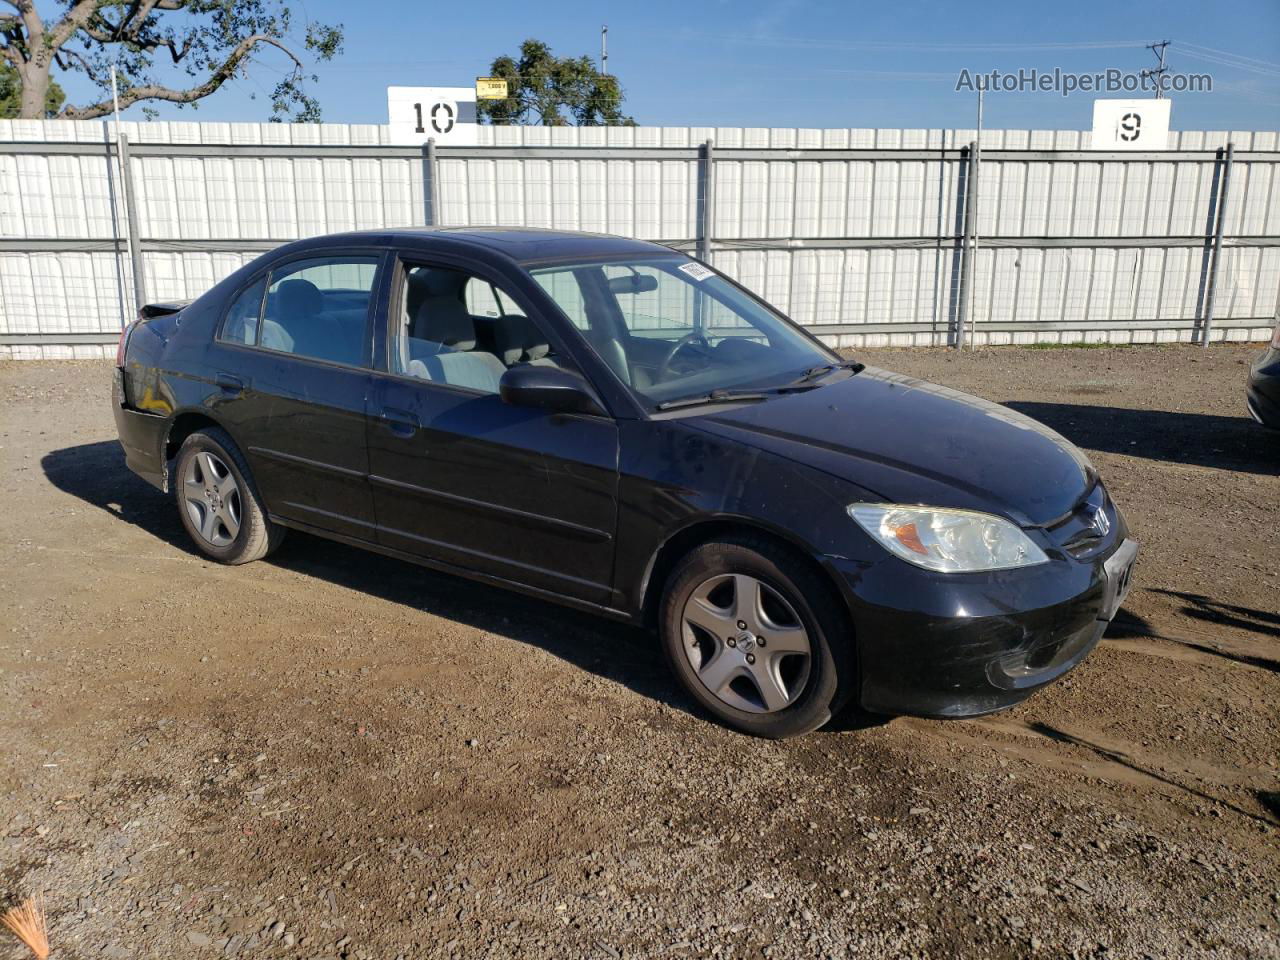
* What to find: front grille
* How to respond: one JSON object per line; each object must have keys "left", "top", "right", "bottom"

{"left": 1046, "top": 482, "right": 1116, "bottom": 559}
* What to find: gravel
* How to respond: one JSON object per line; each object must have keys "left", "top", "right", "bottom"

{"left": 0, "top": 346, "right": 1277, "bottom": 959}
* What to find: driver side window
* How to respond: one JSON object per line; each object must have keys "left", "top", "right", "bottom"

{"left": 391, "top": 262, "right": 573, "bottom": 394}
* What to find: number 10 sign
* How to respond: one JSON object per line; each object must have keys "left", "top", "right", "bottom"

{"left": 387, "top": 86, "right": 479, "bottom": 146}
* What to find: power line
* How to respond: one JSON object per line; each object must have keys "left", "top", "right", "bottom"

{"left": 1174, "top": 44, "right": 1280, "bottom": 78}
{"left": 1174, "top": 41, "right": 1280, "bottom": 71}
{"left": 634, "top": 32, "right": 1148, "bottom": 53}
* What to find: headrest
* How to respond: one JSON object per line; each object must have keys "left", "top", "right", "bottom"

{"left": 414, "top": 300, "right": 476, "bottom": 351}
{"left": 493, "top": 314, "right": 550, "bottom": 365}
{"left": 407, "top": 268, "right": 475, "bottom": 350}
{"left": 276, "top": 278, "right": 322, "bottom": 316}
{"left": 406, "top": 267, "right": 468, "bottom": 324}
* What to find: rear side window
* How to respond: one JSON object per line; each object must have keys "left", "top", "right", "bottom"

{"left": 260, "top": 256, "right": 380, "bottom": 366}
{"left": 220, "top": 278, "right": 266, "bottom": 345}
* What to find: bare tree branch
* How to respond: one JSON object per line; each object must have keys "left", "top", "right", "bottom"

{"left": 10, "top": 0, "right": 43, "bottom": 56}
{"left": 52, "top": 45, "right": 105, "bottom": 86}
{"left": 59, "top": 33, "right": 303, "bottom": 119}
{"left": 47, "top": 0, "right": 106, "bottom": 54}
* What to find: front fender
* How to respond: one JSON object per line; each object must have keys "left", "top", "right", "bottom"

{"left": 613, "top": 419, "right": 877, "bottom": 617}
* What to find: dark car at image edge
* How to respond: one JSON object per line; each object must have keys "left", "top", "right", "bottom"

{"left": 1246, "top": 319, "right": 1280, "bottom": 429}
{"left": 112, "top": 227, "right": 1138, "bottom": 738}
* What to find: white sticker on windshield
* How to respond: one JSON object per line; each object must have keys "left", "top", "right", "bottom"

{"left": 678, "top": 261, "right": 714, "bottom": 281}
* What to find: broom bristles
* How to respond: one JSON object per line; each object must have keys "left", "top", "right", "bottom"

{"left": 1, "top": 896, "right": 49, "bottom": 959}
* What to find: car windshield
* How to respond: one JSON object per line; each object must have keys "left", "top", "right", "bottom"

{"left": 528, "top": 256, "right": 840, "bottom": 408}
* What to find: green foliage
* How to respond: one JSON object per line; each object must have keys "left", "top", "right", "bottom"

{"left": 0, "top": 63, "right": 64, "bottom": 118}
{"left": 478, "top": 39, "right": 634, "bottom": 126}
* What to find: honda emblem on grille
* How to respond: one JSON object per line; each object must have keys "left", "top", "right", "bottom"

{"left": 1092, "top": 507, "right": 1111, "bottom": 537}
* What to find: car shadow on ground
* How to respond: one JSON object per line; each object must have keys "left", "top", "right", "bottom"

{"left": 1107, "top": 605, "right": 1279, "bottom": 674}
{"left": 1028, "top": 721, "right": 1279, "bottom": 827}
{"left": 1146, "top": 588, "right": 1280, "bottom": 640}
{"left": 42, "top": 440, "right": 879, "bottom": 734}
{"left": 1004, "top": 401, "right": 1279, "bottom": 475}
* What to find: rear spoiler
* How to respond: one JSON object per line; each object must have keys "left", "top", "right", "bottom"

{"left": 138, "top": 299, "right": 193, "bottom": 321}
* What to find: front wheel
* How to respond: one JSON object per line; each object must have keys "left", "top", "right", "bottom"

{"left": 173, "top": 427, "right": 284, "bottom": 564}
{"left": 659, "top": 537, "right": 854, "bottom": 738}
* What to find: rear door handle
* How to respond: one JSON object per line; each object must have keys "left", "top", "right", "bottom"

{"left": 215, "top": 373, "right": 244, "bottom": 394}
{"left": 380, "top": 406, "right": 420, "bottom": 436}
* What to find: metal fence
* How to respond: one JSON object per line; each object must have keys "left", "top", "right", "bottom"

{"left": 1, "top": 119, "right": 1277, "bottom": 358}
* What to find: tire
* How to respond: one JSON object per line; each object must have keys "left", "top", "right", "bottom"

{"left": 659, "top": 535, "right": 854, "bottom": 739}
{"left": 173, "top": 426, "right": 285, "bottom": 564}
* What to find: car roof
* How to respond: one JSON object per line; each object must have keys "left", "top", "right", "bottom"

{"left": 284, "top": 227, "right": 678, "bottom": 265}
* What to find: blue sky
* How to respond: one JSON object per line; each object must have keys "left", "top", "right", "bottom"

{"left": 48, "top": 0, "right": 1280, "bottom": 130}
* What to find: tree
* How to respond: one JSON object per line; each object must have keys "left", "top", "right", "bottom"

{"left": 0, "top": 60, "right": 64, "bottom": 116}
{"left": 478, "top": 39, "right": 633, "bottom": 126}
{"left": 0, "top": 1, "right": 343, "bottom": 122}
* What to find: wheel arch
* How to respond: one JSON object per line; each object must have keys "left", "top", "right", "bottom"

{"left": 638, "top": 516, "right": 851, "bottom": 636}
{"left": 161, "top": 408, "right": 230, "bottom": 488}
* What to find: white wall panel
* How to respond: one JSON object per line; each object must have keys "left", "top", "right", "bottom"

{"left": 0, "top": 121, "right": 1277, "bottom": 346}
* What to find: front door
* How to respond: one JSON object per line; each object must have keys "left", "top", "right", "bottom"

{"left": 365, "top": 259, "right": 620, "bottom": 605}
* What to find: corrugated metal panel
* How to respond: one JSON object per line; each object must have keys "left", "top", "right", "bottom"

{"left": 0, "top": 120, "right": 1278, "bottom": 352}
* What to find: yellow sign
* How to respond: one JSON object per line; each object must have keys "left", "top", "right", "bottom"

{"left": 475, "top": 77, "right": 508, "bottom": 100}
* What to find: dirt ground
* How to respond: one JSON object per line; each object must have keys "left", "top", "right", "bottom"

{"left": 1, "top": 344, "right": 1277, "bottom": 960}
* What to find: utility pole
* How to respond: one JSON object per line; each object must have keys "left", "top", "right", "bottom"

{"left": 1143, "top": 40, "right": 1170, "bottom": 98}
{"left": 601, "top": 24, "right": 608, "bottom": 74}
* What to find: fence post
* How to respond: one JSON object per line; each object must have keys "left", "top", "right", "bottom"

{"left": 423, "top": 138, "right": 439, "bottom": 226}
{"left": 954, "top": 141, "right": 979, "bottom": 349}
{"left": 693, "top": 139, "right": 715, "bottom": 331}
{"left": 118, "top": 134, "right": 146, "bottom": 311}
{"left": 1201, "top": 141, "right": 1234, "bottom": 346}
{"left": 101, "top": 123, "right": 129, "bottom": 331}
{"left": 697, "top": 138, "right": 715, "bottom": 262}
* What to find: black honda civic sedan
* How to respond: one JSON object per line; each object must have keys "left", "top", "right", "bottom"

{"left": 113, "top": 228, "right": 1137, "bottom": 738}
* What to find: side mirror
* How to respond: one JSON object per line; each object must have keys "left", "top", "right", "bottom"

{"left": 499, "top": 364, "right": 607, "bottom": 417}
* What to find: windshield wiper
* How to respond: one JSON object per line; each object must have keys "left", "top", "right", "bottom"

{"left": 788, "top": 360, "right": 865, "bottom": 386}
{"left": 655, "top": 389, "right": 771, "bottom": 412}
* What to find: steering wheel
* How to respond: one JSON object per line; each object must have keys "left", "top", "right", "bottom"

{"left": 656, "top": 331, "right": 713, "bottom": 383}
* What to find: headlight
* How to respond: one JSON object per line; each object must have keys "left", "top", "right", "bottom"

{"left": 848, "top": 503, "right": 1049, "bottom": 573}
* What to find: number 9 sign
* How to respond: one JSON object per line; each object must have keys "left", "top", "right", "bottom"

{"left": 1091, "top": 99, "right": 1171, "bottom": 151}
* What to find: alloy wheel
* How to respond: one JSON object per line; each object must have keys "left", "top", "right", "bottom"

{"left": 680, "top": 573, "right": 812, "bottom": 713}
{"left": 182, "top": 451, "right": 242, "bottom": 547}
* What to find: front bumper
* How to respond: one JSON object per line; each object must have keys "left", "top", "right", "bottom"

{"left": 827, "top": 519, "right": 1138, "bottom": 718}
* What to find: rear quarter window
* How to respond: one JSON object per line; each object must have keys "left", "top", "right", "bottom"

{"left": 219, "top": 278, "right": 266, "bottom": 345}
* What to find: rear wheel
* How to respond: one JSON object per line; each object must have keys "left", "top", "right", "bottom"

{"left": 659, "top": 536, "right": 853, "bottom": 738}
{"left": 173, "top": 427, "right": 284, "bottom": 564}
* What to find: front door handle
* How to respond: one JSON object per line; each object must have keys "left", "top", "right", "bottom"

{"left": 380, "top": 406, "right": 420, "bottom": 436}
{"left": 215, "top": 373, "right": 244, "bottom": 395}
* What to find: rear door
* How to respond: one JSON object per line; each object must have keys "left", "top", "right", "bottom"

{"left": 366, "top": 254, "right": 620, "bottom": 605}
{"left": 208, "top": 251, "right": 386, "bottom": 542}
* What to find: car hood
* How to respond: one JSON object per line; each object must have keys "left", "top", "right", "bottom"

{"left": 694, "top": 366, "right": 1095, "bottom": 527}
